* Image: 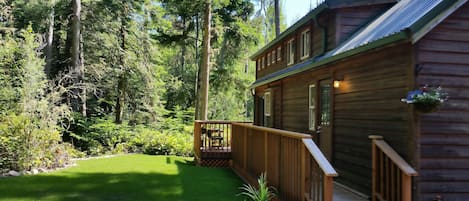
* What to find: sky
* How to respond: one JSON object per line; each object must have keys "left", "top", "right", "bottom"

{"left": 283, "top": 0, "right": 320, "bottom": 26}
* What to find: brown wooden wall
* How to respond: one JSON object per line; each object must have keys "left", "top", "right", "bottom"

{"left": 332, "top": 43, "right": 413, "bottom": 194}
{"left": 334, "top": 4, "right": 391, "bottom": 44}
{"left": 255, "top": 42, "right": 414, "bottom": 195}
{"left": 416, "top": 3, "right": 469, "bottom": 201}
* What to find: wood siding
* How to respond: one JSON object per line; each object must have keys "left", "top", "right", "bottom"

{"left": 335, "top": 4, "right": 391, "bottom": 44}
{"left": 333, "top": 43, "right": 412, "bottom": 195}
{"left": 416, "top": 3, "right": 469, "bottom": 201}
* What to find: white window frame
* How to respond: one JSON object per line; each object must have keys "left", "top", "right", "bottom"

{"left": 261, "top": 56, "right": 265, "bottom": 69}
{"left": 277, "top": 47, "right": 282, "bottom": 61}
{"left": 264, "top": 92, "right": 271, "bottom": 117}
{"left": 287, "top": 39, "right": 295, "bottom": 65}
{"left": 308, "top": 84, "right": 316, "bottom": 131}
{"left": 267, "top": 53, "right": 271, "bottom": 66}
{"left": 272, "top": 50, "right": 276, "bottom": 64}
{"left": 301, "top": 29, "right": 311, "bottom": 60}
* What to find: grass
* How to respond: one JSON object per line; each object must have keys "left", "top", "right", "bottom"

{"left": 0, "top": 154, "right": 245, "bottom": 201}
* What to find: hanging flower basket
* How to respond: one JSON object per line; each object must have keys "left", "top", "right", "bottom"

{"left": 401, "top": 86, "right": 448, "bottom": 113}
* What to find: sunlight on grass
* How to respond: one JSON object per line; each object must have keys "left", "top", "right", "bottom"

{"left": 0, "top": 154, "right": 244, "bottom": 201}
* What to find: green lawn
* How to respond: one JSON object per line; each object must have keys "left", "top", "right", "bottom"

{"left": 0, "top": 154, "right": 245, "bottom": 201}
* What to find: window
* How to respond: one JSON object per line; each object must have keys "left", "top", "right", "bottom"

{"left": 264, "top": 92, "right": 271, "bottom": 117}
{"left": 267, "top": 53, "right": 271, "bottom": 66}
{"left": 272, "top": 50, "right": 276, "bottom": 64}
{"left": 277, "top": 47, "right": 282, "bottom": 61}
{"left": 308, "top": 84, "right": 316, "bottom": 131}
{"left": 301, "top": 30, "right": 311, "bottom": 59}
{"left": 287, "top": 39, "right": 295, "bottom": 65}
{"left": 257, "top": 59, "right": 260, "bottom": 71}
{"left": 261, "top": 56, "right": 265, "bottom": 69}
{"left": 320, "top": 82, "right": 331, "bottom": 126}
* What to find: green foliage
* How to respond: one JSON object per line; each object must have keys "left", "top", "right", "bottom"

{"left": 0, "top": 28, "right": 71, "bottom": 171}
{"left": 0, "top": 155, "right": 244, "bottom": 201}
{"left": 68, "top": 109, "right": 194, "bottom": 157}
{"left": 238, "top": 173, "right": 276, "bottom": 201}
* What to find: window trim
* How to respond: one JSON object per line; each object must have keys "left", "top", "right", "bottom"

{"left": 277, "top": 47, "right": 282, "bottom": 61}
{"left": 308, "top": 84, "right": 316, "bottom": 131}
{"left": 267, "top": 53, "right": 271, "bottom": 66}
{"left": 261, "top": 56, "right": 265, "bottom": 69}
{"left": 264, "top": 92, "right": 271, "bottom": 117}
{"left": 272, "top": 50, "right": 276, "bottom": 64}
{"left": 301, "top": 29, "right": 311, "bottom": 60}
{"left": 287, "top": 39, "right": 295, "bottom": 65}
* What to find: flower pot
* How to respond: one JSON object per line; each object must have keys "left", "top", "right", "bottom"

{"left": 414, "top": 102, "right": 441, "bottom": 113}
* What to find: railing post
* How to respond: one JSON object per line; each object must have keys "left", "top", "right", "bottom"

{"left": 402, "top": 174, "right": 412, "bottom": 201}
{"left": 243, "top": 126, "right": 248, "bottom": 170}
{"left": 194, "top": 121, "right": 202, "bottom": 165}
{"left": 300, "top": 143, "right": 306, "bottom": 201}
{"left": 264, "top": 131, "right": 268, "bottom": 172}
{"left": 323, "top": 176, "right": 334, "bottom": 201}
{"left": 369, "top": 135, "right": 383, "bottom": 201}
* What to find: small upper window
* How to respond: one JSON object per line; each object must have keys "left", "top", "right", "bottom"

{"left": 261, "top": 56, "right": 265, "bottom": 69}
{"left": 277, "top": 47, "right": 282, "bottom": 61}
{"left": 308, "top": 84, "right": 316, "bottom": 131}
{"left": 301, "top": 30, "right": 311, "bottom": 59}
{"left": 272, "top": 50, "right": 276, "bottom": 64}
{"left": 267, "top": 53, "right": 271, "bottom": 66}
{"left": 264, "top": 92, "right": 271, "bottom": 117}
{"left": 287, "top": 39, "right": 295, "bottom": 65}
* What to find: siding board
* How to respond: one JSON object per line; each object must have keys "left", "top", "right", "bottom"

{"left": 417, "top": 3, "right": 469, "bottom": 200}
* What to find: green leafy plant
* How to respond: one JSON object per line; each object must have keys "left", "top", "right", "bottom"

{"left": 238, "top": 173, "right": 276, "bottom": 201}
{"left": 401, "top": 86, "right": 448, "bottom": 113}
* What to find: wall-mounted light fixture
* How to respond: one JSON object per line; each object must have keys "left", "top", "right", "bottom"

{"left": 250, "top": 88, "right": 255, "bottom": 96}
{"left": 333, "top": 75, "right": 344, "bottom": 89}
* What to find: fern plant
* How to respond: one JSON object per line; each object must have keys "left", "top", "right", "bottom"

{"left": 238, "top": 173, "right": 276, "bottom": 201}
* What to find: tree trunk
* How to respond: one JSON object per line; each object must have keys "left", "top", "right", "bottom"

{"left": 115, "top": 4, "right": 128, "bottom": 124}
{"left": 195, "top": 0, "right": 211, "bottom": 120}
{"left": 274, "top": 0, "right": 280, "bottom": 36}
{"left": 45, "top": 8, "right": 54, "bottom": 76}
{"left": 71, "top": 0, "right": 86, "bottom": 116}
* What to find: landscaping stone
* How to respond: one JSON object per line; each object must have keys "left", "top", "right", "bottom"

{"left": 8, "top": 170, "right": 20, "bottom": 176}
{"left": 31, "top": 169, "right": 39, "bottom": 174}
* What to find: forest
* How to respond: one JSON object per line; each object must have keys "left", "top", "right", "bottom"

{"left": 0, "top": 0, "right": 285, "bottom": 172}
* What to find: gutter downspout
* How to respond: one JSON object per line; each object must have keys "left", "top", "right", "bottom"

{"left": 314, "top": 14, "right": 328, "bottom": 56}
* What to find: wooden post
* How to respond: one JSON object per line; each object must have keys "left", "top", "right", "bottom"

{"left": 323, "top": 176, "right": 334, "bottom": 201}
{"left": 300, "top": 143, "right": 306, "bottom": 201}
{"left": 243, "top": 127, "right": 248, "bottom": 170}
{"left": 369, "top": 135, "right": 383, "bottom": 201}
{"left": 194, "top": 121, "right": 202, "bottom": 165}
{"left": 402, "top": 174, "right": 412, "bottom": 201}
{"left": 264, "top": 131, "right": 268, "bottom": 171}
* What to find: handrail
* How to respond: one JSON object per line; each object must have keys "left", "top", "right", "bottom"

{"left": 231, "top": 122, "right": 337, "bottom": 201}
{"left": 232, "top": 122, "right": 312, "bottom": 139}
{"left": 369, "top": 135, "right": 417, "bottom": 176}
{"left": 195, "top": 120, "right": 251, "bottom": 124}
{"left": 369, "top": 135, "right": 417, "bottom": 201}
{"left": 302, "top": 138, "right": 338, "bottom": 177}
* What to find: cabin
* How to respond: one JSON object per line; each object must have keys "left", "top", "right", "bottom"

{"left": 194, "top": 0, "right": 469, "bottom": 200}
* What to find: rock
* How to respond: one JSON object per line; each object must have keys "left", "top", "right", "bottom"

{"left": 8, "top": 170, "right": 20, "bottom": 176}
{"left": 38, "top": 168, "right": 47, "bottom": 173}
{"left": 31, "top": 169, "right": 39, "bottom": 174}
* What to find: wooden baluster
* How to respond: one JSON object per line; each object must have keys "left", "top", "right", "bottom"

{"left": 402, "top": 174, "right": 412, "bottom": 201}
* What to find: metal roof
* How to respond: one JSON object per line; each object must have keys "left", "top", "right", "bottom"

{"left": 251, "top": 0, "right": 466, "bottom": 88}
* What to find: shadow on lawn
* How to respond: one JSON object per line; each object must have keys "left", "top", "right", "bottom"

{"left": 0, "top": 158, "right": 244, "bottom": 201}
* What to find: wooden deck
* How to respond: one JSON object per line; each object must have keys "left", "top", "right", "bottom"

{"left": 334, "top": 183, "right": 367, "bottom": 201}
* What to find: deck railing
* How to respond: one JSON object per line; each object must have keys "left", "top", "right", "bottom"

{"left": 231, "top": 123, "right": 338, "bottom": 201}
{"left": 369, "top": 135, "right": 418, "bottom": 201}
{"left": 193, "top": 120, "right": 250, "bottom": 163}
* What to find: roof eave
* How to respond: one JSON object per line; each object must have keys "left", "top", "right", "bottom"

{"left": 250, "top": 31, "right": 409, "bottom": 89}
{"left": 249, "top": 3, "right": 329, "bottom": 60}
